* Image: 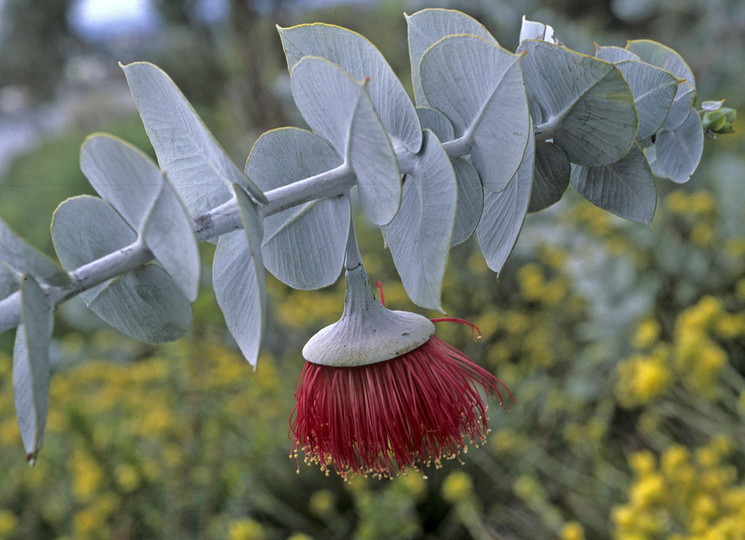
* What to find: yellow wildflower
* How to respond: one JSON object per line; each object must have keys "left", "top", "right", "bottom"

{"left": 616, "top": 354, "right": 671, "bottom": 407}
{"left": 442, "top": 471, "right": 474, "bottom": 504}
{"left": 228, "top": 518, "right": 266, "bottom": 540}
{"left": 632, "top": 319, "right": 661, "bottom": 350}
{"left": 115, "top": 463, "right": 141, "bottom": 493}
{"left": 560, "top": 521, "right": 585, "bottom": 540}
{"left": 309, "top": 490, "right": 335, "bottom": 517}
{"left": 0, "top": 509, "right": 17, "bottom": 536}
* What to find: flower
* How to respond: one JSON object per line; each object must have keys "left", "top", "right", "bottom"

{"left": 290, "top": 263, "right": 513, "bottom": 479}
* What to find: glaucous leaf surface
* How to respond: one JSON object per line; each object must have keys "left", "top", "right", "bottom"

{"left": 13, "top": 274, "right": 52, "bottom": 462}
{"left": 406, "top": 8, "right": 496, "bottom": 106}
{"left": 52, "top": 196, "right": 135, "bottom": 303}
{"left": 416, "top": 106, "right": 455, "bottom": 141}
{"left": 382, "top": 130, "right": 457, "bottom": 311}
{"left": 290, "top": 56, "right": 400, "bottom": 225}
{"left": 278, "top": 23, "right": 422, "bottom": 153}
{"left": 80, "top": 134, "right": 161, "bottom": 231}
{"left": 520, "top": 40, "right": 638, "bottom": 167}
{"left": 612, "top": 60, "right": 679, "bottom": 140}
{"left": 247, "top": 127, "right": 350, "bottom": 290}
{"left": 0, "top": 218, "right": 69, "bottom": 287}
{"left": 571, "top": 144, "right": 656, "bottom": 224}
{"left": 0, "top": 261, "right": 17, "bottom": 299}
{"left": 625, "top": 39, "right": 695, "bottom": 86}
{"left": 477, "top": 127, "right": 535, "bottom": 274}
{"left": 81, "top": 134, "right": 200, "bottom": 301}
{"left": 420, "top": 34, "right": 529, "bottom": 191}
{"left": 122, "top": 62, "right": 266, "bottom": 217}
{"left": 643, "top": 144, "right": 665, "bottom": 178}
{"left": 416, "top": 107, "right": 483, "bottom": 244}
{"left": 626, "top": 40, "right": 696, "bottom": 131}
{"left": 595, "top": 46, "right": 679, "bottom": 140}
{"left": 529, "top": 142, "right": 571, "bottom": 212}
{"left": 142, "top": 178, "right": 200, "bottom": 301}
{"left": 51, "top": 196, "right": 192, "bottom": 342}
{"left": 213, "top": 185, "right": 266, "bottom": 366}
{"left": 451, "top": 159, "right": 484, "bottom": 246}
{"left": 595, "top": 45, "right": 640, "bottom": 63}
{"left": 652, "top": 107, "right": 704, "bottom": 184}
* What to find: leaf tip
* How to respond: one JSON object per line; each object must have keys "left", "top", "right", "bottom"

{"left": 26, "top": 452, "right": 38, "bottom": 467}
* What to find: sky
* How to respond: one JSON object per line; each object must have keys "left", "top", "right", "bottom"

{"left": 68, "top": 0, "right": 376, "bottom": 38}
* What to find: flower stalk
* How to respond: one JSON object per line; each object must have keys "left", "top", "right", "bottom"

{"left": 291, "top": 225, "right": 514, "bottom": 479}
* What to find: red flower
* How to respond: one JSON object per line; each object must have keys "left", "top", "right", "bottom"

{"left": 290, "top": 266, "right": 513, "bottom": 479}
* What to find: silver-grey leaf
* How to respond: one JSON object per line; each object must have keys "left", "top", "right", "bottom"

{"left": 406, "top": 8, "right": 496, "bottom": 106}
{"left": 416, "top": 106, "right": 455, "bottom": 141}
{"left": 122, "top": 61, "right": 266, "bottom": 216}
{"left": 652, "top": 107, "right": 704, "bottom": 184}
{"left": 0, "top": 217, "right": 69, "bottom": 287}
{"left": 520, "top": 40, "right": 638, "bottom": 167}
{"left": 421, "top": 34, "right": 529, "bottom": 191}
{"left": 81, "top": 135, "right": 200, "bottom": 300}
{"left": 213, "top": 184, "right": 266, "bottom": 366}
{"left": 247, "top": 127, "right": 350, "bottom": 290}
{"left": 278, "top": 23, "right": 422, "bottom": 153}
{"left": 290, "top": 56, "right": 401, "bottom": 226}
{"left": 142, "top": 176, "right": 201, "bottom": 301}
{"left": 51, "top": 196, "right": 192, "bottom": 342}
{"left": 13, "top": 273, "right": 53, "bottom": 463}
{"left": 529, "top": 142, "right": 570, "bottom": 212}
{"left": 382, "top": 130, "right": 457, "bottom": 311}
{"left": 571, "top": 144, "right": 656, "bottom": 223}
{"left": 477, "top": 127, "right": 535, "bottom": 274}
{"left": 451, "top": 159, "right": 483, "bottom": 246}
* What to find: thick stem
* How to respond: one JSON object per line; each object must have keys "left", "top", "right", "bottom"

{"left": 0, "top": 163, "right": 356, "bottom": 335}
{"left": 344, "top": 218, "right": 363, "bottom": 271}
{"left": 442, "top": 134, "right": 471, "bottom": 158}
{"left": 0, "top": 125, "right": 470, "bottom": 334}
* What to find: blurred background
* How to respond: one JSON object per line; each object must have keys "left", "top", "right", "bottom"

{"left": 1, "top": 0, "right": 744, "bottom": 538}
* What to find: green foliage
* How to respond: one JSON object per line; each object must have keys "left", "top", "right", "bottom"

{"left": 0, "top": 119, "right": 151, "bottom": 257}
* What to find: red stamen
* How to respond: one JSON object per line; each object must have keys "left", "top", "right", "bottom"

{"left": 290, "top": 336, "right": 515, "bottom": 479}
{"left": 430, "top": 317, "right": 482, "bottom": 340}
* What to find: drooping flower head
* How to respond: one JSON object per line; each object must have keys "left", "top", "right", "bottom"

{"left": 291, "top": 262, "right": 514, "bottom": 479}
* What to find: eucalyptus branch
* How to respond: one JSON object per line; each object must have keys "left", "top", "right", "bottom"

{"left": 0, "top": 7, "right": 728, "bottom": 464}
{"left": 0, "top": 162, "right": 358, "bottom": 335}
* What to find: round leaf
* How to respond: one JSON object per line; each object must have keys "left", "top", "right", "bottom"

{"left": 382, "top": 130, "right": 457, "bottom": 311}
{"left": 613, "top": 60, "right": 680, "bottom": 140}
{"left": 520, "top": 40, "right": 638, "bottom": 167}
{"left": 213, "top": 184, "right": 266, "bottom": 366}
{"left": 451, "top": 158, "right": 484, "bottom": 246}
{"left": 653, "top": 107, "right": 704, "bottom": 184}
{"left": 13, "top": 274, "right": 53, "bottom": 463}
{"left": 477, "top": 127, "right": 535, "bottom": 274}
{"left": 571, "top": 144, "right": 656, "bottom": 224}
{"left": 122, "top": 61, "right": 266, "bottom": 216}
{"left": 278, "top": 23, "right": 422, "bottom": 153}
{"left": 406, "top": 8, "right": 497, "bottom": 105}
{"left": 51, "top": 196, "right": 192, "bottom": 342}
{"left": 421, "top": 34, "right": 529, "bottom": 191}
{"left": 81, "top": 134, "right": 200, "bottom": 300}
{"left": 529, "top": 142, "right": 571, "bottom": 212}
{"left": 247, "top": 127, "right": 350, "bottom": 290}
{"left": 290, "top": 56, "right": 401, "bottom": 225}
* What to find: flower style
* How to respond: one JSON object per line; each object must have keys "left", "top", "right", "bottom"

{"left": 290, "top": 262, "right": 513, "bottom": 479}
